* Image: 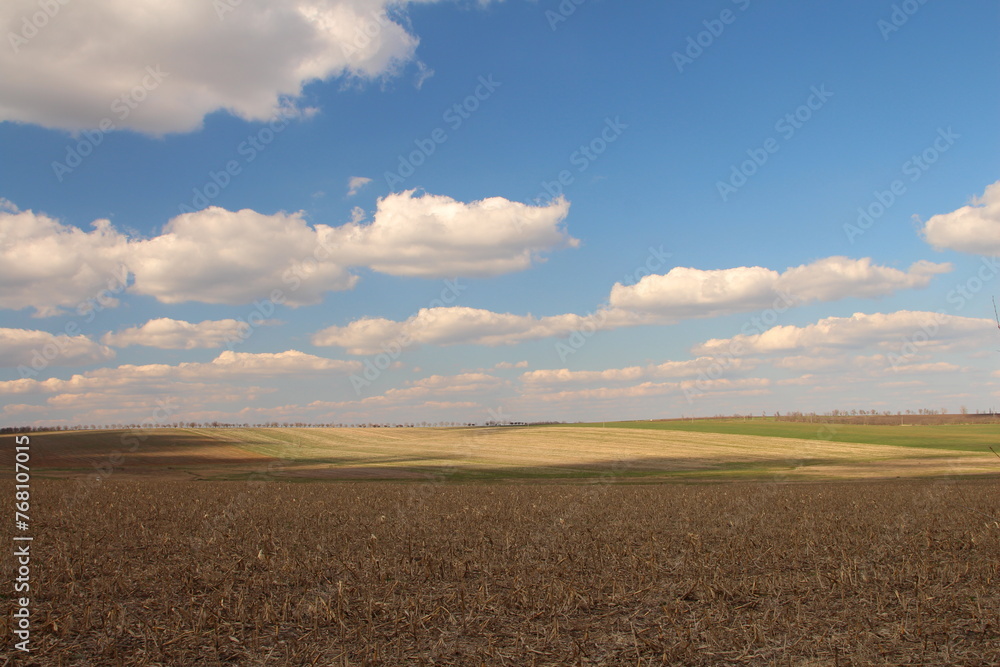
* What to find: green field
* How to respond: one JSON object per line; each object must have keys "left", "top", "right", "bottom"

{"left": 549, "top": 418, "right": 1000, "bottom": 452}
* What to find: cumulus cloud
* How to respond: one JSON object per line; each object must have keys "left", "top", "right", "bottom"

{"left": 206, "top": 350, "right": 358, "bottom": 375}
{"left": 777, "top": 257, "right": 950, "bottom": 302}
{"left": 0, "top": 0, "right": 438, "bottom": 134}
{"left": 347, "top": 176, "right": 373, "bottom": 196}
{"left": 920, "top": 180, "right": 1000, "bottom": 256}
{"left": 314, "top": 257, "right": 950, "bottom": 352}
{"left": 128, "top": 207, "right": 357, "bottom": 306}
{"left": 523, "top": 377, "right": 771, "bottom": 403}
{"left": 0, "top": 202, "right": 130, "bottom": 316}
{"left": 610, "top": 265, "right": 780, "bottom": 318}
{"left": 1, "top": 403, "right": 46, "bottom": 417}
{"left": 306, "top": 372, "right": 502, "bottom": 411}
{"left": 693, "top": 311, "right": 992, "bottom": 357}
{"left": 494, "top": 360, "right": 529, "bottom": 370}
{"left": 769, "top": 355, "right": 845, "bottom": 372}
{"left": 609, "top": 257, "right": 950, "bottom": 317}
{"left": 101, "top": 318, "right": 276, "bottom": 350}
{"left": 520, "top": 357, "right": 756, "bottom": 386}
{"left": 315, "top": 317, "right": 405, "bottom": 353}
{"left": 1, "top": 192, "right": 571, "bottom": 313}
{"left": 312, "top": 306, "right": 606, "bottom": 354}
{"left": 322, "top": 190, "right": 576, "bottom": 277}
{"left": 383, "top": 372, "right": 504, "bottom": 401}
{"left": 0, "top": 350, "right": 361, "bottom": 395}
{"left": 0, "top": 328, "right": 115, "bottom": 368}
{"left": 889, "top": 361, "right": 964, "bottom": 374}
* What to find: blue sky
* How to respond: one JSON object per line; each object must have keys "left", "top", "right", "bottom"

{"left": 1, "top": 0, "right": 998, "bottom": 427}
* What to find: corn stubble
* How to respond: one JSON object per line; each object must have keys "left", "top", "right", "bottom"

{"left": 3, "top": 478, "right": 998, "bottom": 665}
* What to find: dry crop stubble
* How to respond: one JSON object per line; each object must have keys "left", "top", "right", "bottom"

{"left": 1, "top": 477, "right": 997, "bottom": 665}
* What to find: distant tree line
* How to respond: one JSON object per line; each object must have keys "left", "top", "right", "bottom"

{"left": 0, "top": 420, "right": 568, "bottom": 434}
{"left": 8, "top": 408, "right": 997, "bottom": 434}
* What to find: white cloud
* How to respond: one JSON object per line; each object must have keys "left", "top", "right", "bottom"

{"left": 314, "top": 257, "right": 951, "bottom": 352}
{"left": 0, "top": 0, "right": 437, "bottom": 134}
{"left": 305, "top": 398, "right": 483, "bottom": 423}
{"left": 610, "top": 265, "right": 780, "bottom": 318}
{"left": 520, "top": 357, "right": 755, "bottom": 386}
{"left": 384, "top": 372, "right": 504, "bottom": 401}
{"left": 920, "top": 181, "right": 1000, "bottom": 255}
{"left": 347, "top": 176, "right": 373, "bottom": 196}
{"left": 0, "top": 328, "right": 115, "bottom": 367}
{"left": 323, "top": 190, "right": 577, "bottom": 277}
{"left": 43, "top": 386, "right": 267, "bottom": 413}
{"left": 693, "top": 311, "right": 992, "bottom": 357}
{"left": 306, "top": 372, "right": 502, "bottom": 410}
{"left": 2, "top": 192, "right": 571, "bottom": 313}
{"left": 609, "top": 257, "right": 950, "bottom": 317}
{"left": 770, "top": 355, "right": 845, "bottom": 372}
{"left": 523, "top": 377, "right": 771, "bottom": 403}
{"left": 0, "top": 350, "right": 361, "bottom": 395}
{"left": 128, "top": 207, "right": 357, "bottom": 306}
{"left": 413, "top": 60, "right": 435, "bottom": 89}
{"left": 312, "top": 306, "right": 605, "bottom": 353}
{"left": 0, "top": 202, "right": 130, "bottom": 316}
{"left": 494, "top": 360, "right": 529, "bottom": 370}
{"left": 206, "top": 350, "right": 358, "bottom": 376}
{"left": 778, "top": 257, "right": 950, "bottom": 302}
{"left": 102, "top": 318, "right": 275, "bottom": 350}
{"left": 776, "top": 374, "right": 819, "bottom": 386}
{"left": 1, "top": 403, "right": 46, "bottom": 417}
{"left": 889, "top": 361, "right": 964, "bottom": 374}
{"left": 314, "top": 317, "right": 406, "bottom": 353}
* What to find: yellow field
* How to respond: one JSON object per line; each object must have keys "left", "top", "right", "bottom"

{"left": 8, "top": 425, "right": 998, "bottom": 481}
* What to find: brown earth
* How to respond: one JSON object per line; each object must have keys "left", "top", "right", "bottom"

{"left": 2, "top": 477, "right": 997, "bottom": 665}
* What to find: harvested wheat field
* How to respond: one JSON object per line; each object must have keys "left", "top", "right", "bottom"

{"left": 7, "top": 425, "right": 1000, "bottom": 481}
{"left": 1, "top": 477, "right": 998, "bottom": 665}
